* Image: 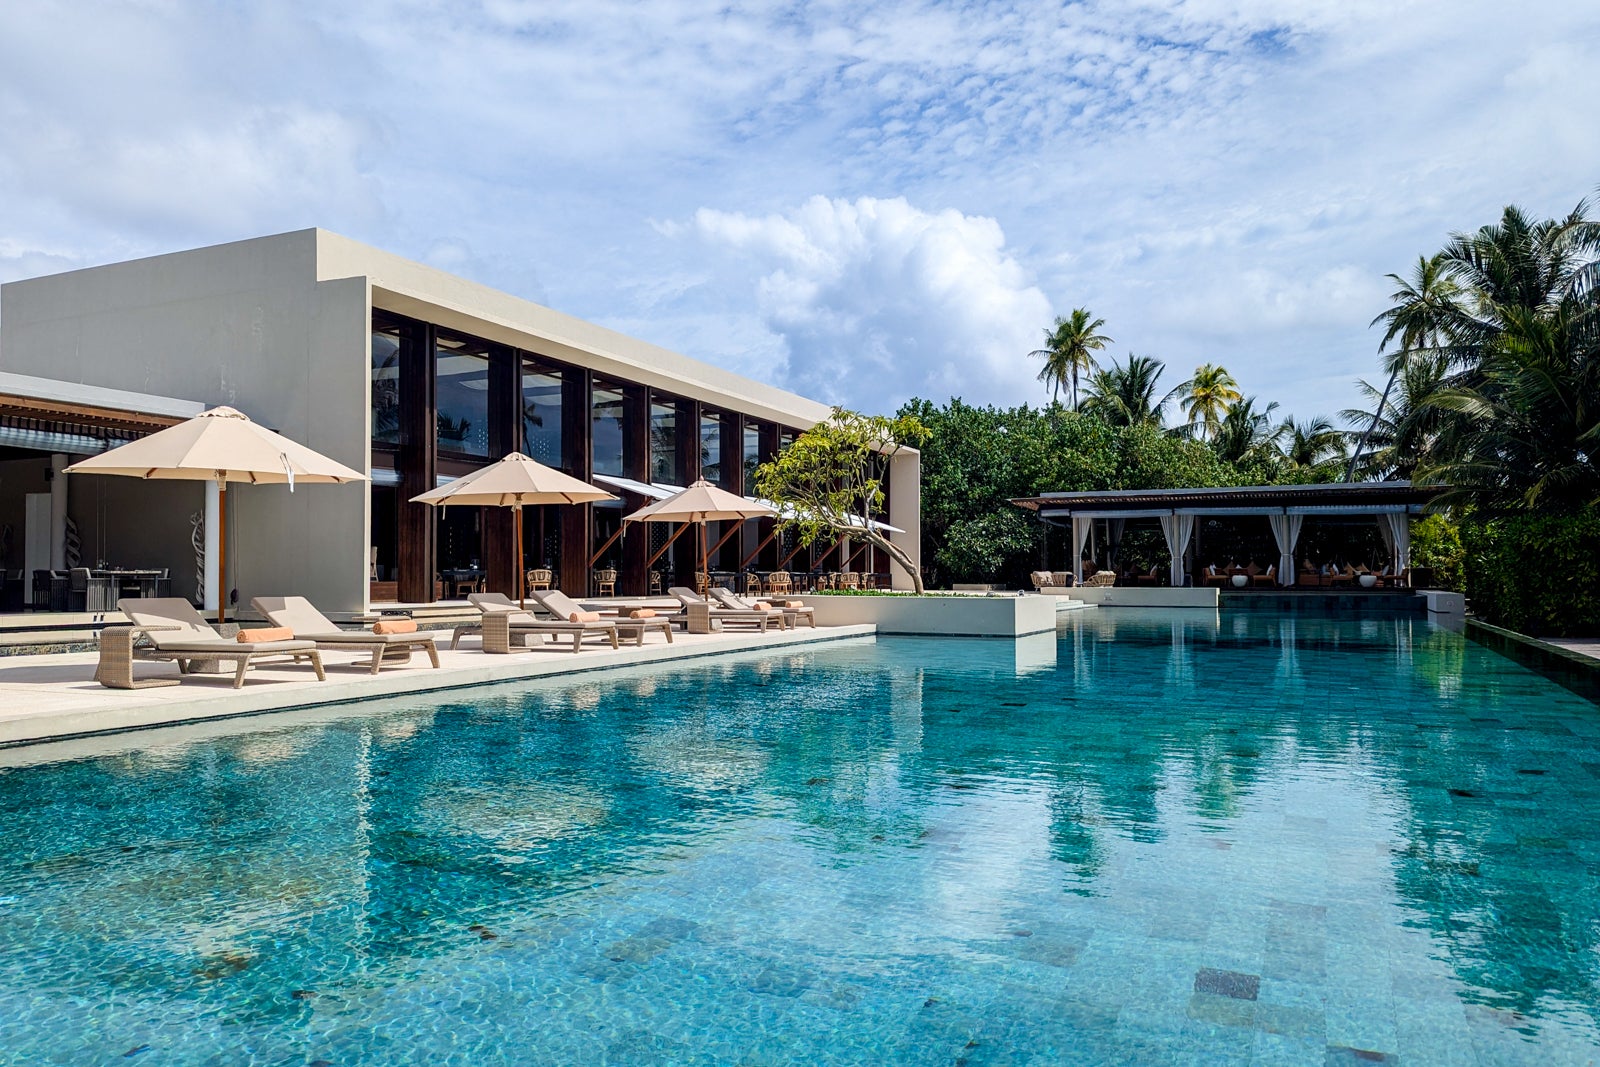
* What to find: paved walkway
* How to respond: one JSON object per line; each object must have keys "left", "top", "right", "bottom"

{"left": 0, "top": 624, "right": 875, "bottom": 748}
{"left": 1544, "top": 637, "right": 1600, "bottom": 663}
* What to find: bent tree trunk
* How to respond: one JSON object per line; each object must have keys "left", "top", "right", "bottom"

{"left": 860, "top": 527, "right": 923, "bottom": 594}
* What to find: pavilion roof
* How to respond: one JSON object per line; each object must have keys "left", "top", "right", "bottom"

{"left": 1011, "top": 482, "right": 1438, "bottom": 517}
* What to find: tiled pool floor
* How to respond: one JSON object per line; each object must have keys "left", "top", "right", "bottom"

{"left": 0, "top": 610, "right": 1597, "bottom": 1064}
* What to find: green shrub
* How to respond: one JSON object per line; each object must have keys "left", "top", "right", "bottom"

{"left": 1461, "top": 509, "right": 1600, "bottom": 635}
{"left": 1410, "top": 514, "right": 1464, "bottom": 592}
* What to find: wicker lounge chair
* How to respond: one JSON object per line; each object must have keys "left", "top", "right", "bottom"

{"left": 1251, "top": 564, "right": 1277, "bottom": 588}
{"left": 531, "top": 588, "right": 673, "bottom": 645}
{"left": 710, "top": 586, "right": 814, "bottom": 628}
{"left": 462, "top": 592, "right": 621, "bottom": 653}
{"left": 670, "top": 587, "right": 780, "bottom": 630}
{"left": 252, "top": 596, "right": 441, "bottom": 673}
{"left": 110, "top": 597, "right": 324, "bottom": 689}
{"left": 1085, "top": 571, "right": 1117, "bottom": 587}
{"left": 1202, "top": 565, "right": 1228, "bottom": 588}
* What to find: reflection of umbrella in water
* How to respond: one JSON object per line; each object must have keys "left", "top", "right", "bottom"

{"left": 64, "top": 406, "right": 365, "bottom": 624}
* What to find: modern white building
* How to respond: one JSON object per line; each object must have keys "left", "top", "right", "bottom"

{"left": 0, "top": 229, "right": 920, "bottom": 614}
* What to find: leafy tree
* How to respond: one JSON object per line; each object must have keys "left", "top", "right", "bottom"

{"left": 1079, "top": 354, "right": 1175, "bottom": 428}
{"left": 1175, "top": 363, "right": 1241, "bottom": 440}
{"left": 1341, "top": 351, "right": 1451, "bottom": 480}
{"left": 1029, "top": 308, "right": 1111, "bottom": 408}
{"left": 754, "top": 408, "right": 932, "bottom": 592}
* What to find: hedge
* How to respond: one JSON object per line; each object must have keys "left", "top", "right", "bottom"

{"left": 1461, "top": 509, "right": 1600, "bottom": 636}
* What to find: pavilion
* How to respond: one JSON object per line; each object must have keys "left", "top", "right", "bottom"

{"left": 1011, "top": 483, "right": 1438, "bottom": 587}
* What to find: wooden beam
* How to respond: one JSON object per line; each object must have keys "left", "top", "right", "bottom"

{"left": 0, "top": 395, "right": 186, "bottom": 433}
{"left": 740, "top": 524, "right": 781, "bottom": 569}
{"left": 397, "top": 319, "right": 437, "bottom": 603}
{"left": 559, "top": 372, "right": 592, "bottom": 594}
{"left": 589, "top": 524, "right": 626, "bottom": 567}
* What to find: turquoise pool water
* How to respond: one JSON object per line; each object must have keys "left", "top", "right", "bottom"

{"left": 1, "top": 610, "right": 1598, "bottom": 1065}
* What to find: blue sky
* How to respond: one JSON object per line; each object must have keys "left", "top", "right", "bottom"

{"left": 1, "top": 0, "right": 1596, "bottom": 424}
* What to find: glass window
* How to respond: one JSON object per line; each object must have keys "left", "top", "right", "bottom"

{"left": 436, "top": 334, "right": 490, "bottom": 458}
{"left": 592, "top": 381, "right": 625, "bottom": 477}
{"left": 520, "top": 362, "right": 563, "bottom": 468}
{"left": 743, "top": 422, "right": 763, "bottom": 487}
{"left": 650, "top": 401, "right": 678, "bottom": 484}
{"left": 371, "top": 324, "right": 402, "bottom": 446}
{"left": 701, "top": 413, "right": 722, "bottom": 485}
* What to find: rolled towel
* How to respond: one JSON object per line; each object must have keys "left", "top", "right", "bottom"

{"left": 628, "top": 608, "right": 657, "bottom": 619}
{"left": 373, "top": 618, "right": 418, "bottom": 634}
{"left": 568, "top": 610, "right": 602, "bottom": 623}
{"left": 238, "top": 626, "right": 294, "bottom": 644}
{"left": 784, "top": 600, "right": 804, "bottom": 609}
{"left": 753, "top": 601, "right": 774, "bottom": 610}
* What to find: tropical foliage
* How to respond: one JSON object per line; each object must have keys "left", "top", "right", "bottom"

{"left": 1030, "top": 308, "right": 1111, "bottom": 409}
{"left": 1175, "top": 363, "right": 1241, "bottom": 440}
{"left": 754, "top": 408, "right": 931, "bottom": 593}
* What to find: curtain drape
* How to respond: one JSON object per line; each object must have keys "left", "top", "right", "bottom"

{"left": 1108, "top": 518, "right": 1126, "bottom": 569}
{"left": 1158, "top": 513, "right": 1195, "bottom": 587}
{"left": 1268, "top": 513, "right": 1303, "bottom": 588}
{"left": 1071, "top": 516, "right": 1092, "bottom": 575}
{"left": 1385, "top": 512, "right": 1411, "bottom": 572}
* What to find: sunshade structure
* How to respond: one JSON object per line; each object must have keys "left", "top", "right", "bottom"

{"left": 410, "top": 452, "right": 615, "bottom": 608}
{"left": 64, "top": 405, "right": 365, "bottom": 623}
{"left": 624, "top": 479, "right": 776, "bottom": 589}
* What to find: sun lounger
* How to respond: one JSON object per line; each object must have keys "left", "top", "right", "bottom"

{"left": 531, "top": 588, "right": 673, "bottom": 645}
{"left": 252, "top": 596, "right": 441, "bottom": 673}
{"left": 111, "top": 597, "right": 324, "bottom": 689}
{"left": 463, "top": 592, "right": 620, "bottom": 653}
{"left": 670, "top": 587, "right": 781, "bottom": 631}
{"left": 710, "top": 586, "right": 813, "bottom": 628}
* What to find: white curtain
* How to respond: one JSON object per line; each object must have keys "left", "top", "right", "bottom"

{"left": 1385, "top": 512, "right": 1411, "bottom": 572}
{"left": 1072, "top": 516, "right": 1092, "bottom": 571}
{"left": 1158, "top": 513, "right": 1195, "bottom": 587}
{"left": 1376, "top": 514, "right": 1394, "bottom": 561}
{"left": 1268, "top": 513, "right": 1303, "bottom": 588}
{"left": 1108, "top": 518, "right": 1126, "bottom": 568}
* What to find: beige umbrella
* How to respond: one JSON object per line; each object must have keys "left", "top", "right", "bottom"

{"left": 410, "top": 452, "right": 615, "bottom": 608}
{"left": 624, "top": 478, "right": 776, "bottom": 592}
{"left": 64, "top": 405, "right": 365, "bottom": 623}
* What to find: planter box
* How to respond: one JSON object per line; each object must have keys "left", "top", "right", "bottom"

{"left": 798, "top": 594, "right": 1057, "bottom": 637}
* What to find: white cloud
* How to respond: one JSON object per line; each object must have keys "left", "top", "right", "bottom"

{"left": 683, "top": 196, "right": 1052, "bottom": 410}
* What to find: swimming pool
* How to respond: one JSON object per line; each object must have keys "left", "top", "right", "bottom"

{"left": 1, "top": 609, "right": 1596, "bottom": 1064}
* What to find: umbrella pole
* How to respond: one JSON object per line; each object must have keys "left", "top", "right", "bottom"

{"left": 699, "top": 522, "right": 707, "bottom": 594}
{"left": 514, "top": 504, "right": 525, "bottom": 611}
{"left": 217, "top": 481, "right": 227, "bottom": 626}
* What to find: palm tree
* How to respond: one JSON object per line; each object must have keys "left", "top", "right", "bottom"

{"left": 1175, "top": 364, "right": 1241, "bottom": 440}
{"left": 1079, "top": 354, "right": 1174, "bottom": 428}
{"left": 1416, "top": 198, "right": 1600, "bottom": 509}
{"left": 1275, "top": 415, "right": 1348, "bottom": 479}
{"left": 1341, "top": 351, "right": 1451, "bottom": 480}
{"left": 1348, "top": 253, "right": 1461, "bottom": 481}
{"left": 1212, "top": 397, "right": 1279, "bottom": 465}
{"left": 1030, "top": 309, "right": 1111, "bottom": 408}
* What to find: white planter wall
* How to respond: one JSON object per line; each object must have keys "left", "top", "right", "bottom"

{"left": 797, "top": 594, "right": 1058, "bottom": 637}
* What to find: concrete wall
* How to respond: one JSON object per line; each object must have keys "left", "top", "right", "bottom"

{"left": 888, "top": 449, "right": 921, "bottom": 591}
{"left": 1063, "top": 586, "right": 1220, "bottom": 608}
{"left": 797, "top": 593, "right": 1057, "bottom": 637}
{"left": 0, "top": 231, "right": 371, "bottom": 613}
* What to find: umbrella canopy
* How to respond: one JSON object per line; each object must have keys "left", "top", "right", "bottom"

{"left": 411, "top": 452, "right": 615, "bottom": 608}
{"left": 623, "top": 479, "right": 776, "bottom": 525}
{"left": 63, "top": 405, "right": 365, "bottom": 623}
{"left": 63, "top": 406, "right": 365, "bottom": 484}
{"left": 624, "top": 479, "right": 776, "bottom": 591}
{"left": 411, "top": 452, "right": 615, "bottom": 508}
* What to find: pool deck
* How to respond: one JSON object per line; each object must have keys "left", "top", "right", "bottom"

{"left": 0, "top": 623, "right": 877, "bottom": 748}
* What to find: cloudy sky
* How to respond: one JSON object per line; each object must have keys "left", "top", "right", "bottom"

{"left": 1, "top": 1, "right": 1596, "bottom": 423}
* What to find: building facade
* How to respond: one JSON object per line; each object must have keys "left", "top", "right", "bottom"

{"left": 0, "top": 229, "right": 920, "bottom": 613}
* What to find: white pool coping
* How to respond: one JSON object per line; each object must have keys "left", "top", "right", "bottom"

{"left": 0, "top": 623, "right": 877, "bottom": 748}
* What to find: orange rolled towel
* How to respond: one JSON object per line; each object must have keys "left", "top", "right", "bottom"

{"left": 569, "top": 610, "right": 602, "bottom": 622}
{"left": 373, "top": 618, "right": 418, "bottom": 634}
{"left": 753, "top": 601, "right": 774, "bottom": 610}
{"left": 628, "top": 609, "right": 657, "bottom": 619}
{"left": 238, "top": 626, "right": 294, "bottom": 643}
{"left": 784, "top": 601, "right": 804, "bottom": 609}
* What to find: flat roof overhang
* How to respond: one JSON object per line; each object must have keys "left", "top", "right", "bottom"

{"left": 1012, "top": 482, "right": 1439, "bottom": 520}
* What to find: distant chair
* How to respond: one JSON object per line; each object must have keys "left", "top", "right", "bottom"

{"left": 743, "top": 571, "right": 763, "bottom": 596}
{"left": 839, "top": 572, "right": 860, "bottom": 590}
{"left": 1135, "top": 565, "right": 1160, "bottom": 587}
{"left": 695, "top": 571, "right": 711, "bottom": 596}
{"left": 768, "top": 571, "right": 793, "bottom": 596}
{"left": 67, "top": 567, "right": 114, "bottom": 613}
{"left": 1085, "top": 571, "right": 1117, "bottom": 587}
{"left": 594, "top": 568, "right": 618, "bottom": 597}
{"left": 648, "top": 569, "right": 663, "bottom": 595}
{"left": 1252, "top": 564, "right": 1277, "bottom": 587}
{"left": 1031, "top": 570, "right": 1053, "bottom": 591}
{"left": 527, "top": 568, "right": 553, "bottom": 591}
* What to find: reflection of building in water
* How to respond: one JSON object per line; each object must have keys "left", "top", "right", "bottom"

{"left": 1013, "top": 630, "right": 1057, "bottom": 675}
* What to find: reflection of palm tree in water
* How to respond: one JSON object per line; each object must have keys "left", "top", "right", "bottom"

{"left": 372, "top": 352, "right": 401, "bottom": 442}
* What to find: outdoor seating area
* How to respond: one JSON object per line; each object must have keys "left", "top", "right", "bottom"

{"left": 17, "top": 567, "right": 173, "bottom": 613}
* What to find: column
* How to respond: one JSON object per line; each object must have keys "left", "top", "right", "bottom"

{"left": 49, "top": 454, "right": 68, "bottom": 570}
{"left": 558, "top": 373, "right": 592, "bottom": 595}
{"left": 397, "top": 321, "right": 437, "bottom": 603}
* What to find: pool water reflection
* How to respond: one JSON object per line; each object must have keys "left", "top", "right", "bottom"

{"left": 0, "top": 610, "right": 1597, "bottom": 1064}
